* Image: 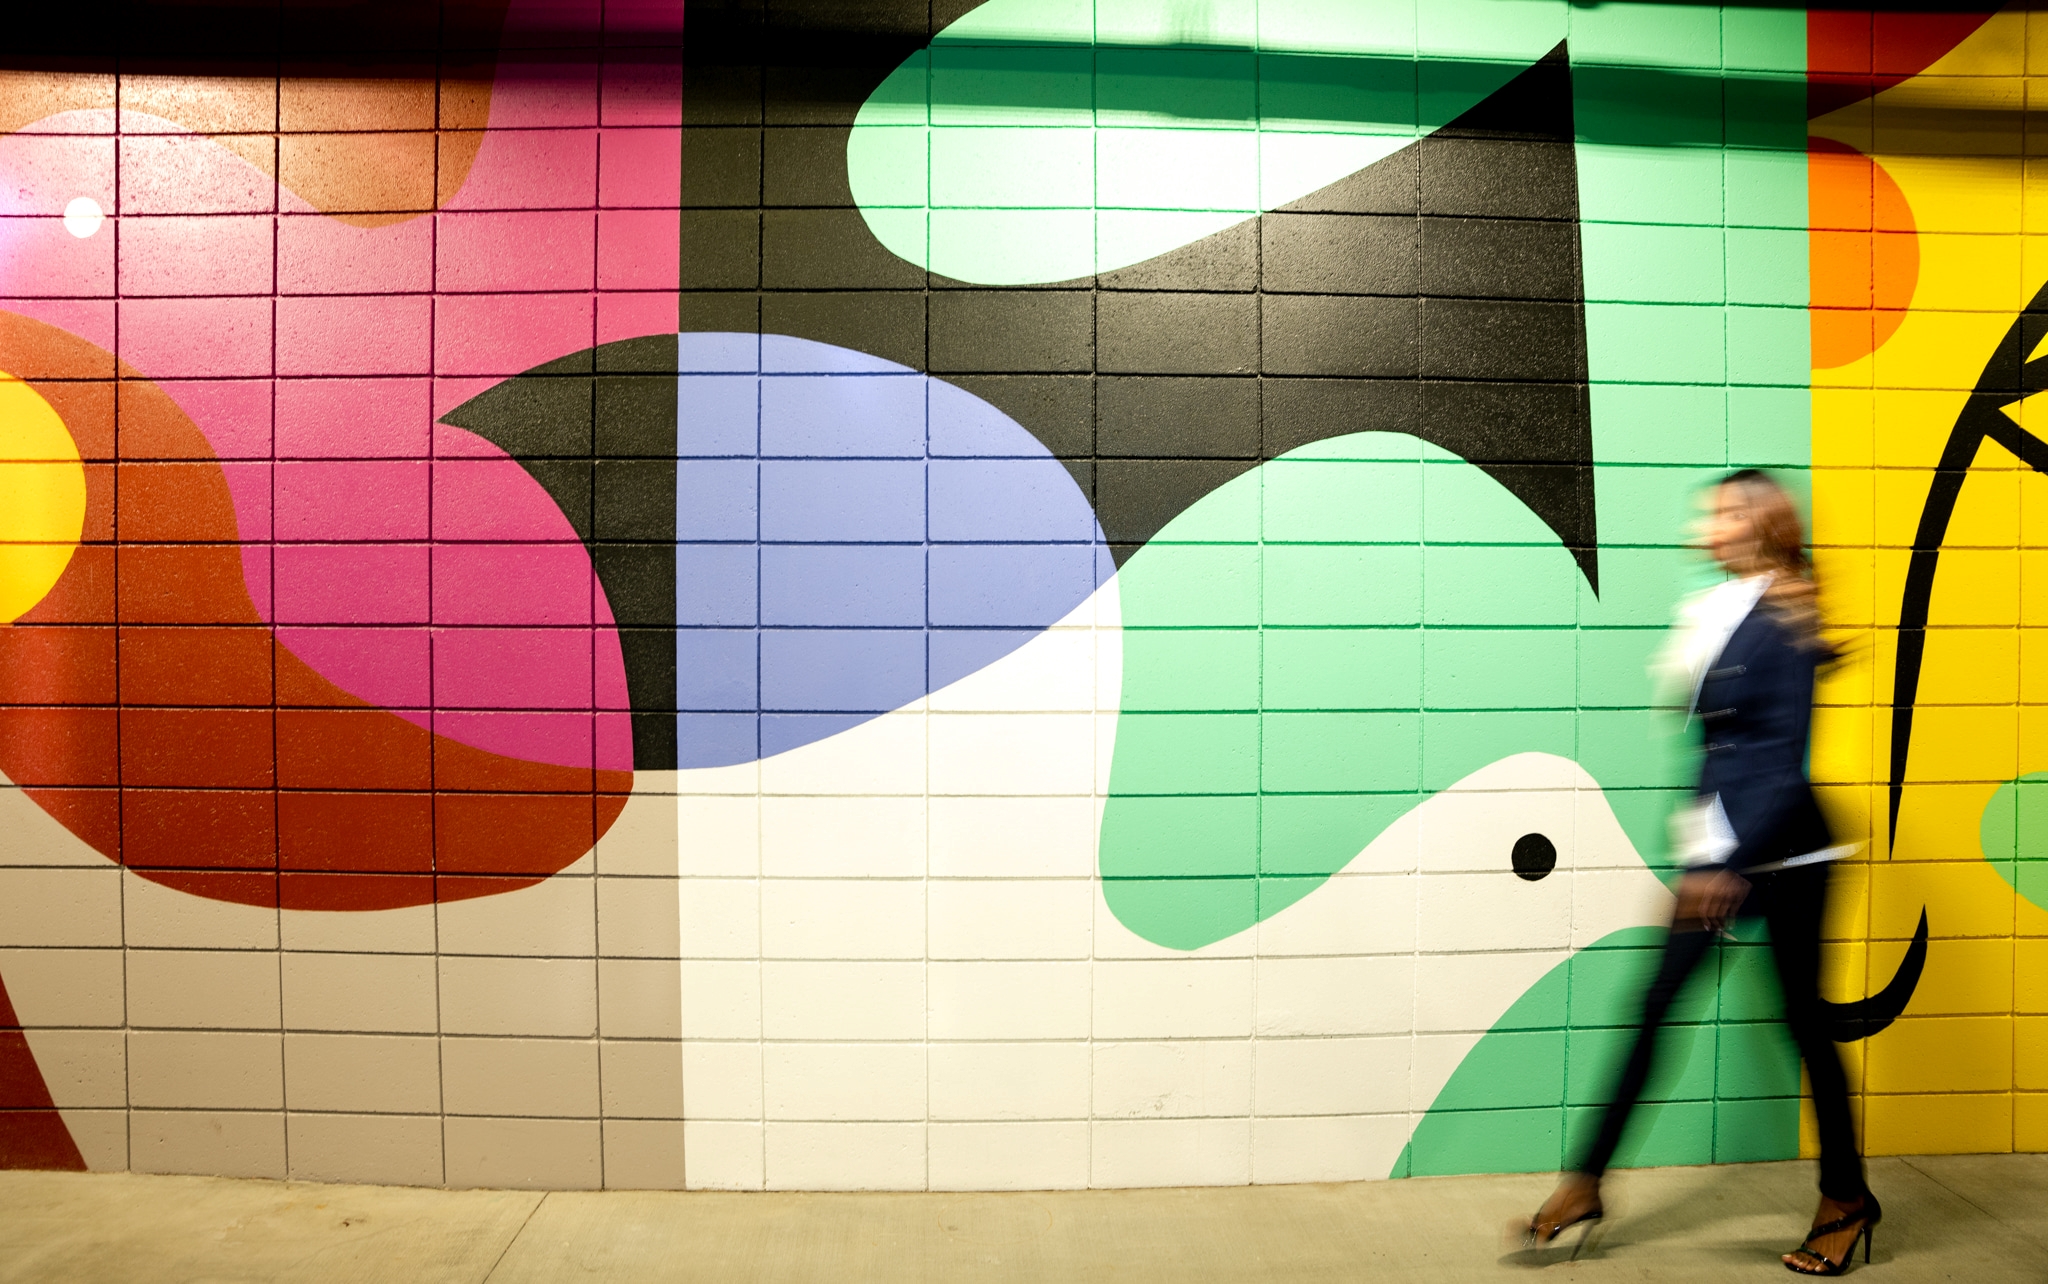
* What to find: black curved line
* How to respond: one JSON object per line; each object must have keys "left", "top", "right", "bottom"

{"left": 1820, "top": 909, "right": 1927, "bottom": 1042}
{"left": 1886, "top": 278, "right": 2048, "bottom": 842}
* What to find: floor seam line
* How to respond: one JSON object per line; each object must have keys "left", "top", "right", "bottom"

{"left": 481, "top": 1191, "right": 549, "bottom": 1283}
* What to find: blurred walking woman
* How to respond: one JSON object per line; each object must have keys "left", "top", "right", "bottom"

{"left": 1520, "top": 470, "right": 1877, "bottom": 1275}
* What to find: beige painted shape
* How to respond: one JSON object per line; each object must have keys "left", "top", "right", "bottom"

{"left": 122, "top": 870, "right": 276, "bottom": 950}
{"left": 764, "top": 1121, "right": 926, "bottom": 1192}
{"left": 55, "top": 1108, "right": 127, "bottom": 1172}
{"left": 286, "top": 1113, "right": 444, "bottom": 1187}
{"left": 126, "top": 950, "right": 280, "bottom": 1031}
{"left": 601, "top": 1118, "right": 688, "bottom": 1190}
{"left": 0, "top": 785, "right": 109, "bottom": 867}
{"left": 278, "top": 900, "right": 436, "bottom": 954}
{"left": 599, "top": 1040, "right": 683, "bottom": 1119}
{"left": 0, "top": 948, "right": 124, "bottom": 1026}
{"left": 130, "top": 1110, "right": 285, "bottom": 1179}
{"left": 597, "top": 875, "right": 681, "bottom": 958}
{"left": 0, "top": 867, "right": 121, "bottom": 947}
{"left": 444, "top": 1116, "right": 602, "bottom": 1191}
{"left": 436, "top": 863, "right": 595, "bottom": 958}
{"left": 681, "top": 1119, "right": 764, "bottom": 1190}
{"left": 438, "top": 955, "right": 597, "bottom": 1037}
{"left": 279, "top": 951, "right": 436, "bottom": 1033}
{"left": 128, "top": 1031, "right": 283, "bottom": 1111}
{"left": 598, "top": 957, "right": 683, "bottom": 1040}
{"left": 928, "top": 1121, "right": 1090, "bottom": 1191}
{"left": 597, "top": 782, "right": 682, "bottom": 877}
{"left": 441, "top": 1036, "right": 599, "bottom": 1118}
{"left": 21, "top": 1029, "right": 126, "bottom": 1108}
{"left": 283, "top": 1033, "right": 442, "bottom": 1115}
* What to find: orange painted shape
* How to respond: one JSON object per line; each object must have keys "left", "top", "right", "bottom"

{"left": 0, "top": 309, "right": 631, "bottom": 913}
{"left": 1810, "top": 137, "right": 1919, "bottom": 370}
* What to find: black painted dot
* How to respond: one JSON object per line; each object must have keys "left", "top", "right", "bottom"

{"left": 1512, "top": 833, "right": 1557, "bottom": 882}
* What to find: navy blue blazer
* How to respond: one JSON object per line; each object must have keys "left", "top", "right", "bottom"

{"left": 1694, "top": 602, "right": 1833, "bottom": 873}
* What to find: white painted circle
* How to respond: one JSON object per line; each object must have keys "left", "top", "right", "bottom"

{"left": 62, "top": 196, "right": 103, "bottom": 239}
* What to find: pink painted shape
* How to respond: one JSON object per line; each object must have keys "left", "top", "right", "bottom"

{"left": 120, "top": 215, "right": 274, "bottom": 296}
{"left": 0, "top": 298, "right": 115, "bottom": 355}
{"left": 118, "top": 296, "right": 273, "bottom": 378}
{"left": 446, "top": 128, "right": 600, "bottom": 211}
{"left": 601, "top": 54, "right": 684, "bottom": 126}
{"left": 597, "top": 209, "right": 679, "bottom": 291}
{"left": 274, "top": 626, "right": 433, "bottom": 708}
{"left": 275, "top": 459, "right": 430, "bottom": 542}
{"left": 159, "top": 381, "right": 271, "bottom": 458}
{"left": 597, "top": 292, "right": 678, "bottom": 346}
{"left": 278, "top": 213, "right": 433, "bottom": 294}
{"left": 0, "top": 130, "right": 113, "bottom": 215}
{"left": 277, "top": 293, "right": 433, "bottom": 377}
{"left": 119, "top": 133, "right": 274, "bottom": 214}
{"left": 430, "top": 430, "right": 586, "bottom": 541}
{"left": 433, "top": 292, "right": 595, "bottom": 378}
{"left": 276, "top": 379, "right": 431, "bottom": 459}
{"left": 436, "top": 210, "right": 596, "bottom": 294}
{"left": 0, "top": 217, "right": 113, "bottom": 297}
{"left": 276, "top": 545, "right": 430, "bottom": 625}
{"left": 434, "top": 627, "right": 594, "bottom": 710}
{"left": 434, "top": 543, "right": 596, "bottom": 626}
{"left": 599, "top": 128, "right": 682, "bottom": 207}
{"left": 216, "top": 461, "right": 273, "bottom": 542}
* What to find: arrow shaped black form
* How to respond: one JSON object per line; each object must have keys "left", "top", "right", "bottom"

{"left": 1820, "top": 909, "right": 1928, "bottom": 1043}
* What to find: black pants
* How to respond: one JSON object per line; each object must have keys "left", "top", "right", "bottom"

{"left": 1573, "top": 863, "right": 1865, "bottom": 1200}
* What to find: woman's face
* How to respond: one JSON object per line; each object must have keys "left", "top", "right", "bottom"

{"left": 1697, "top": 484, "right": 1754, "bottom": 574}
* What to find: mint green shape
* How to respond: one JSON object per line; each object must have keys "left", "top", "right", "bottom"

{"left": 848, "top": 0, "right": 1572, "bottom": 284}
{"left": 1978, "top": 775, "right": 2048, "bottom": 913}
{"left": 1397, "top": 925, "right": 1800, "bottom": 1177}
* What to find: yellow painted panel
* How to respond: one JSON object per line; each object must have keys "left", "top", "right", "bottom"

{"left": 1873, "top": 389, "right": 1967, "bottom": 477}
{"left": 1867, "top": 1017, "right": 2011, "bottom": 1094}
{"left": 1813, "top": 467, "right": 1875, "bottom": 547}
{"left": 1873, "top": 310, "right": 2013, "bottom": 391}
{"left": 1901, "top": 939, "right": 2015, "bottom": 1016}
{"left": 1870, "top": 860, "right": 2016, "bottom": 940}
{"left": 2020, "top": 465, "right": 2048, "bottom": 548}
{"left": 1940, "top": 462, "right": 2021, "bottom": 549}
{"left": 1929, "top": 549, "right": 2019, "bottom": 627}
{"left": 1865, "top": 1092, "right": 2013, "bottom": 1156}
{"left": 2017, "top": 631, "right": 2048, "bottom": 702}
{"left": 1903, "top": 705, "right": 2017, "bottom": 783}
{"left": 2016, "top": 1093, "right": 2048, "bottom": 1151}
{"left": 1917, "top": 629, "right": 2019, "bottom": 705}
{"left": 1894, "top": 783, "right": 2003, "bottom": 864}
{"left": 1912, "top": 233, "right": 2027, "bottom": 313}
{"left": 1811, "top": 704, "right": 1879, "bottom": 786}
{"left": 2018, "top": 1018, "right": 2048, "bottom": 1091}
{"left": 2021, "top": 940, "right": 2048, "bottom": 1014}
{"left": 1816, "top": 547, "right": 1876, "bottom": 631}
{"left": 2022, "top": 547, "right": 2048, "bottom": 626}
{"left": 1813, "top": 390, "right": 1873, "bottom": 469}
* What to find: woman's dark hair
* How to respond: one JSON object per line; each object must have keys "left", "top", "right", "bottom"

{"left": 1716, "top": 468, "right": 1823, "bottom": 646}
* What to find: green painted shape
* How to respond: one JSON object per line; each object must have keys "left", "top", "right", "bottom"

{"left": 1101, "top": 435, "right": 1587, "bottom": 950}
{"left": 1396, "top": 924, "right": 1800, "bottom": 1177}
{"left": 848, "top": 0, "right": 1570, "bottom": 284}
{"left": 1978, "top": 775, "right": 2048, "bottom": 913}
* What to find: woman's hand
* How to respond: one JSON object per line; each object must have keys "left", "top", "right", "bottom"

{"left": 1674, "top": 868, "right": 1750, "bottom": 933}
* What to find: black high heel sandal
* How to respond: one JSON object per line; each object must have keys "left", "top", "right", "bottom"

{"left": 1783, "top": 1192, "right": 1882, "bottom": 1276}
{"left": 1521, "top": 1194, "right": 1605, "bottom": 1259}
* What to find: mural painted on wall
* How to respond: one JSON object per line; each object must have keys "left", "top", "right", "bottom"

{"left": 0, "top": 0, "right": 2041, "bottom": 1190}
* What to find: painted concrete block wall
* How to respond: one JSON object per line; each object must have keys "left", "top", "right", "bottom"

{"left": 0, "top": 0, "right": 2044, "bottom": 1192}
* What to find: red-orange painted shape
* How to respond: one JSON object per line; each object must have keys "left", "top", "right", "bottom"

{"left": 0, "top": 970, "right": 86, "bottom": 1172}
{"left": 0, "top": 311, "right": 629, "bottom": 912}
{"left": 1809, "top": 8, "right": 1999, "bottom": 119}
{"left": 1809, "top": 136, "right": 1919, "bottom": 370}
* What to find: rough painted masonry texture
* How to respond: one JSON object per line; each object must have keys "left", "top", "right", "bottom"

{"left": 0, "top": 0, "right": 2042, "bottom": 1192}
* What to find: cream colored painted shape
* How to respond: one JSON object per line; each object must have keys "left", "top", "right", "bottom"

{"left": 286, "top": 1113, "right": 444, "bottom": 1187}
{"left": 130, "top": 1111, "right": 286, "bottom": 1179}
{"left": 0, "top": 783, "right": 106, "bottom": 866}
{"left": 0, "top": 947, "right": 124, "bottom": 1026}
{"left": 279, "top": 951, "right": 436, "bottom": 1033}
{"left": 444, "top": 1116, "right": 602, "bottom": 1190}
{"left": 283, "top": 1033, "right": 442, "bottom": 1114}
{"left": 21, "top": 1029, "right": 126, "bottom": 1108}
{"left": 127, "top": 950, "right": 281, "bottom": 1031}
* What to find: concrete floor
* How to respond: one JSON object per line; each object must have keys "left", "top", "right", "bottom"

{"left": 1, "top": 1155, "right": 2042, "bottom": 1283}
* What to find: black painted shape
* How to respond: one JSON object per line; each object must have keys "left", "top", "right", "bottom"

{"left": 681, "top": 8, "right": 1595, "bottom": 582}
{"left": 1821, "top": 910, "right": 1927, "bottom": 1043}
{"left": 440, "top": 334, "right": 681, "bottom": 772}
{"left": 1511, "top": 833, "right": 1557, "bottom": 881}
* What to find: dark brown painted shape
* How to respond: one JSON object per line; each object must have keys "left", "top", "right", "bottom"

{"left": 0, "top": 310, "right": 628, "bottom": 912}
